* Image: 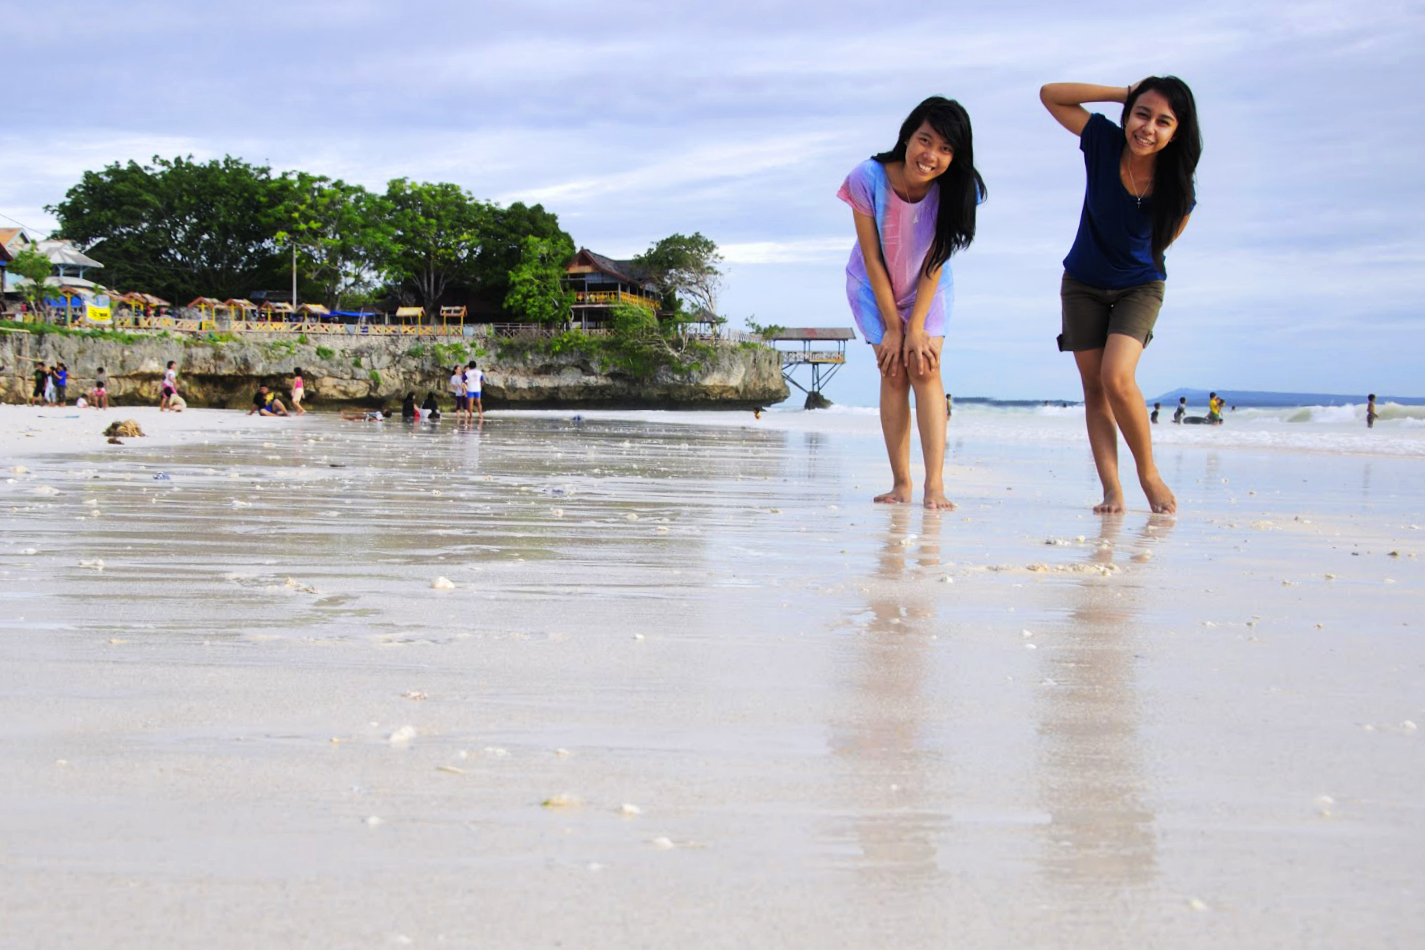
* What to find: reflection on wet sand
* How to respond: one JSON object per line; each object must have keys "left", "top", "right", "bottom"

{"left": 1036, "top": 515, "right": 1172, "bottom": 893}
{"left": 827, "top": 506, "right": 947, "bottom": 884}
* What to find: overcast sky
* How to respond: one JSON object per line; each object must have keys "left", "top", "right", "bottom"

{"left": 3, "top": 0, "right": 1420, "bottom": 405}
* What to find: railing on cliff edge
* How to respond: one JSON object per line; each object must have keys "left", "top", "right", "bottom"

{"left": 3, "top": 310, "right": 737, "bottom": 344}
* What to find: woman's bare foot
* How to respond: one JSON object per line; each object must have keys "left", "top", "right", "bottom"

{"left": 1093, "top": 487, "right": 1126, "bottom": 514}
{"left": 874, "top": 484, "right": 914, "bottom": 504}
{"left": 1141, "top": 472, "right": 1176, "bottom": 515}
{"left": 923, "top": 489, "right": 955, "bottom": 510}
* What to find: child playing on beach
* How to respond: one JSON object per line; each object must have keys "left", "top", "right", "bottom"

{"left": 838, "top": 96, "right": 985, "bottom": 509}
{"left": 290, "top": 368, "right": 306, "bottom": 415}
{"left": 54, "top": 363, "right": 68, "bottom": 406}
{"left": 1367, "top": 394, "right": 1378, "bottom": 428}
{"left": 1041, "top": 77, "right": 1202, "bottom": 514}
{"left": 248, "top": 386, "right": 288, "bottom": 416}
{"left": 159, "top": 361, "right": 179, "bottom": 411}
{"left": 90, "top": 368, "right": 109, "bottom": 409}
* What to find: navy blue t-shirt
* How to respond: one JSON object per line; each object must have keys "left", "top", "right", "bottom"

{"left": 1063, "top": 113, "right": 1193, "bottom": 289}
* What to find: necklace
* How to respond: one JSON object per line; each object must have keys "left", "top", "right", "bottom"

{"left": 1124, "top": 157, "right": 1146, "bottom": 208}
{"left": 893, "top": 163, "right": 925, "bottom": 220}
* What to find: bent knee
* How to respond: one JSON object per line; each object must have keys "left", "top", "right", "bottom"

{"left": 906, "top": 362, "right": 942, "bottom": 387}
{"left": 1100, "top": 371, "right": 1139, "bottom": 402}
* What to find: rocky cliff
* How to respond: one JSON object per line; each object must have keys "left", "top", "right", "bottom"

{"left": 0, "top": 329, "right": 789, "bottom": 410}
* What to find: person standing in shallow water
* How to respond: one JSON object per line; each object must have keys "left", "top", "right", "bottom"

{"left": 838, "top": 96, "right": 986, "bottom": 509}
{"left": 1041, "top": 77, "right": 1202, "bottom": 515}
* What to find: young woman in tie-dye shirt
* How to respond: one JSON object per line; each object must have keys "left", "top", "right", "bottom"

{"left": 838, "top": 96, "right": 985, "bottom": 509}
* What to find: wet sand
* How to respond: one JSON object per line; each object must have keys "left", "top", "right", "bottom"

{"left": 1, "top": 405, "right": 1421, "bottom": 948}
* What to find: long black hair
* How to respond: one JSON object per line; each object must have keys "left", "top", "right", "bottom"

{"left": 872, "top": 96, "right": 987, "bottom": 277}
{"left": 1121, "top": 76, "right": 1201, "bottom": 269}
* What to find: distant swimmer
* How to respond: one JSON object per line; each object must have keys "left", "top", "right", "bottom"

{"left": 1173, "top": 396, "right": 1186, "bottom": 423}
{"left": 839, "top": 96, "right": 985, "bottom": 510}
{"left": 1150, "top": 401, "right": 1161, "bottom": 424}
{"left": 1042, "top": 76, "right": 1202, "bottom": 515}
{"left": 1367, "top": 393, "right": 1378, "bottom": 429}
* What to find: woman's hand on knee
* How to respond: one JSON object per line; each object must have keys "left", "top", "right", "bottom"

{"left": 874, "top": 332, "right": 903, "bottom": 377}
{"left": 903, "top": 327, "right": 939, "bottom": 377}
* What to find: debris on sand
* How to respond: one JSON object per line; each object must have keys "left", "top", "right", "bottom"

{"left": 103, "top": 420, "right": 145, "bottom": 439}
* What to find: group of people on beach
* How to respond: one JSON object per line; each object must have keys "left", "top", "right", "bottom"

{"left": 25, "top": 360, "right": 110, "bottom": 409}
{"left": 845, "top": 77, "right": 1200, "bottom": 515}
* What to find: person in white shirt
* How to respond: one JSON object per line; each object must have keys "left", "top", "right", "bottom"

{"left": 464, "top": 362, "right": 484, "bottom": 420}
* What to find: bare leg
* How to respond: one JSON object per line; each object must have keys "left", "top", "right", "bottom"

{"left": 875, "top": 356, "right": 914, "bottom": 504}
{"left": 1099, "top": 334, "right": 1175, "bottom": 514}
{"left": 1073, "top": 348, "right": 1126, "bottom": 513}
{"left": 908, "top": 339, "right": 952, "bottom": 509}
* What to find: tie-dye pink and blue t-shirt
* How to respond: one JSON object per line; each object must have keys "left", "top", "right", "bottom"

{"left": 837, "top": 159, "right": 953, "bottom": 344}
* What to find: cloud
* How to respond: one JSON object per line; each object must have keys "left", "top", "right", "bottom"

{"left": 722, "top": 238, "right": 850, "bottom": 265}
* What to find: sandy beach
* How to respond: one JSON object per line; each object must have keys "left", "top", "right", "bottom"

{"left": 1, "top": 403, "right": 1421, "bottom": 948}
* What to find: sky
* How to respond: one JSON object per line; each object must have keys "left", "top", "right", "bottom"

{"left": 3, "top": 0, "right": 1421, "bottom": 406}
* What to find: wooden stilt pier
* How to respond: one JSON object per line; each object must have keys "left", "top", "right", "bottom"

{"left": 767, "top": 328, "right": 857, "bottom": 409}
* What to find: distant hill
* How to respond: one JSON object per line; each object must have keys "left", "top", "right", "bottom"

{"left": 1150, "top": 388, "right": 1425, "bottom": 408}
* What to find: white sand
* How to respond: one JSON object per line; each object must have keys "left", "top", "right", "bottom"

{"left": 1, "top": 405, "right": 1421, "bottom": 948}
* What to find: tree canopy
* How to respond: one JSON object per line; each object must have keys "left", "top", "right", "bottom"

{"left": 8, "top": 245, "right": 54, "bottom": 312}
{"left": 47, "top": 156, "right": 575, "bottom": 317}
{"left": 276, "top": 173, "right": 394, "bottom": 311}
{"left": 49, "top": 156, "right": 291, "bottom": 303}
{"left": 503, "top": 235, "right": 576, "bottom": 326}
{"left": 632, "top": 232, "right": 724, "bottom": 319}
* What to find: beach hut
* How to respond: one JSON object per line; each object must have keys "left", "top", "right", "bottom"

{"left": 259, "top": 301, "right": 295, "bottom": 321}
{"left": 187, "top": 296, "right": 223, "bottom": 317}
{"left": 224, "top": 298, "right": 259, "bottom": 321}
{"left": 296, "top": 304, "right": 330, "bottom": 326}
{"left": 394, "top": 306, "right": 425, "bottom": 328}
{"left": 439, "top": 305, "right": 467, "bottom": 333}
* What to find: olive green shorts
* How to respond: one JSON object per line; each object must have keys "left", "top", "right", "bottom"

{"left": 1057, "top": 273, "right": 1165, "bottom": 351}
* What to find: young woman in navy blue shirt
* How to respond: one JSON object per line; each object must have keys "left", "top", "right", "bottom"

{"left": 1040, "top": 78, "right": 1201, "bottom": 514}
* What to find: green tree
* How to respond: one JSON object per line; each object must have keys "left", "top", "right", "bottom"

{"left": 47, "top": 155, "right": 292, "bottom": 302}
{"left": 503, "top": 235, "right": 576, "bottom": 326}
{"left": 276, "top": 174, "right": 393, "bottom": 310}
{"left": 8, "top": 245, "right": 54, "bottom": 316}
{"left": 472, "top": 202, "right": 572, "bottom": 305}
{"left": 381, "top": 179, "right": 491, "bottom": 315}
{"left": 632, "top": 232, "right": 724, "bottom": 318}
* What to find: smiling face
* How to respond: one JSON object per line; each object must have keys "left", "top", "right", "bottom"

{"left": 902, "top": 120, "right": 954, "bottom": 188}
{"left": 1124, "top": 89, "right": 1179, "bottom": 157}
